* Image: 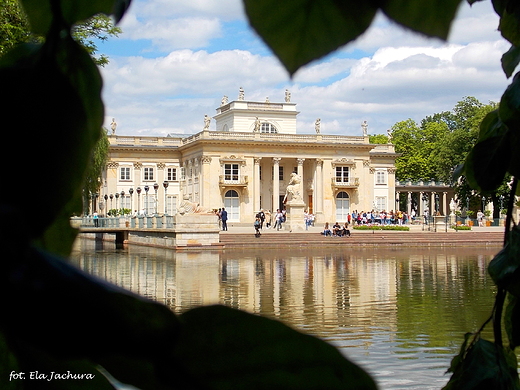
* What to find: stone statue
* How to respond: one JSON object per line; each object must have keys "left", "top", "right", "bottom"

{"left": 178, "top": 194, "right": 211, "bottom": 215}
{"left": 254, "top": 117, "right": 261, "bottom": 132}
{"left": 362, "top": 120, "right": 368, "bottom": 136}
{"left": 110, "top": 118, "right": 117, "bottom": 134}
{"left": 221, "top": 95, "right": 228, "bottom": 106}
{"left": 265, "top": 97, "right": 270, "bottom": 103}
{"left": 315, "top": 118, "right": 321, "bottom": 134}
{"left": 450, "top": 198, "right": 456, "bottom": 216}
{"left": 238, "top": 87, "right": 245, "bottom": 100}
{"left": 387, "top": 128, "right": 392, "bottom": 143}
{"left": 284, "top": 172, "right": 303, "bottom": 204}
{"left": 203, "top": 114, "right": 210, "bottom": 130}
{"left": 285, "top": 89, "right": 291, "bottom": 102}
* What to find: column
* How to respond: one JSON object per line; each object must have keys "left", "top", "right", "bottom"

{"left": 396, "top": 191, "right": 400, "bottom": 211}
{"left": 443, "top": 192, "right": 447, "bottom": 216}
{"left": 272, "top": 158, "right": 281, "bottom": 211}
{"left": 254, "top": 157, "right": 261, "bottom": 212}
{"left": 297, "top": 158, "right": 305, "bottom": 206}
{"left": 430, "top": 191, "right": 435, "bottom": 215}
{"left": 297, "top": 158, "right": 305, "bottom": 178}
{"left": 418, "top": 191, "right": 423, "bottom": 218}
{"left": 407, "top": 192, "right": 412, "bottom": 215}
{"left": 316, "top": 159, "right": 323, "bottom": 214}
{"left": 200, "top": 156, "right": 212, "bottom": 209}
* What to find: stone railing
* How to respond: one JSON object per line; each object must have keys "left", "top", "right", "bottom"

{"left": 331, "top": 177, "right": 360, "bottom": 188}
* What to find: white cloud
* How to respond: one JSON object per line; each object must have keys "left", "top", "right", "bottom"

{"left": 102, "top": 0, "right": 513, "bottom": 137}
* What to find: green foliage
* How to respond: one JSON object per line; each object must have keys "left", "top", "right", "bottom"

{"left": 450, "top": 225, "right": 472, "bottom": 231}
{"left": 369, "top": 133, "right": 389, "bottom": 144}
{"left": 108, "top": 208, "right": 131, "bottom": 216}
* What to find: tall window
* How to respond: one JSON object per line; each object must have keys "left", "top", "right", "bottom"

{"left": 144, "top": 167, "right": 154, "bottom": 181}
{"left": 224, "top": 190, "right": 240, "bottom": 221}
{"left": 375, "top": 196, "right": 387, "bottom": 211}
{"left": 335, "top": 166, "right": 349, "bottom": 183}
{"left": 120, "top": 167, "right": 130, "bottom": 181}
{"left": 261, "top": 123, "right": 278, "bottom": 133}
{"left": 376, "top": 170, "right": 386, "bottom": 185}
{"left": 224, "top": 164, "right": 239, "bottom": 181}
{"left": 336, "top": 191, "right": 350, "bottom": 221}
{"left": 167, "top": 167, "right": 177, "bottom": 181}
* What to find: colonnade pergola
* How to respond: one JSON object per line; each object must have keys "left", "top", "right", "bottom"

{"left": 395, "top": 180, "right": 455, "bottom": 217}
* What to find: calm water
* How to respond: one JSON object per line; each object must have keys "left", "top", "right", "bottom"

{"left": 70, "top": 239, "right": 500, "bottom": 390}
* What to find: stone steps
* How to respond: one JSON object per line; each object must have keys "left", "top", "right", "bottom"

{"left": 219, "top": 231, "right": 505, "bottom": 248}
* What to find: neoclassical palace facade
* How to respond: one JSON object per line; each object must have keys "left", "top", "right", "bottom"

{"left": 102, "top": 95, "right": 400, "bottom": 224}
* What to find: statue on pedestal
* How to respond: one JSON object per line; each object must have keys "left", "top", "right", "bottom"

{"left": 284, "top": 173, "right": 303, "bottom": 204}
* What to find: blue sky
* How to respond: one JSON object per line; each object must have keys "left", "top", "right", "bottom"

{"left": 99, "top": 0, "right": 511, "bottom": 137}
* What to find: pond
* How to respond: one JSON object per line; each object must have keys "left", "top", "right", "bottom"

{"left": 70, "top": 239, "right": 500, "bottom": 390}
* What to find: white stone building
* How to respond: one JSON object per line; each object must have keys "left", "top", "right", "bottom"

{"left": 101, "top": 95, "right": 399, "bottom": 225}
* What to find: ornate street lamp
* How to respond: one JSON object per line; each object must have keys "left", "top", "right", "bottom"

{"left": 129, "top": 188, "right": 134, "bottom": 213}
{"left": 104, "top": 194, "right": 108, "bottom": 217}
{"left": 136, "top": 187, "right": 141, "bottom": 214}
{"left": 120, "top": 190, "right": 125, "bottom": 210}
{"left": 163, "top": 181, "right": 169, "bottom": 215}
{"left": 109, "top": 193, "right": 114, "bottom": 213}
{"left": 144, "top": 185, "right": 149, "bottom": 215}
{"left": 153, "top": 183, "right": 159, "bottom": 214}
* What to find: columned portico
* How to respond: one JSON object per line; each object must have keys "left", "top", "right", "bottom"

{"left": 272, "top": 157, "right": 281, "bottom": 211}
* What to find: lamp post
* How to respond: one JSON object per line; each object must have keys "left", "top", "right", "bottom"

{"left": 153, "top": 183, "right": 159, "bottom": 214}
{"left": 136, "top": 187, "right": 141, "bottom": 215}
{"left": 104, "top": 194, "right": 108, "bottom": 217}
{"left": 120, "top": 190, "right": 125, "bottom": 210}
{"left": 109, "top": 194, "right": 114, "bottom": 214}
{"left": 163, "top": 181, "right": 169, "bottom": 215}
{"left": 129, "top": 188, "right": 134, "bottom": 213}
{"left": 115, "top": 193, "right": 120, "bottom": 215}
{"left": 144, "top": 185, "right": 149, "bottom": 215}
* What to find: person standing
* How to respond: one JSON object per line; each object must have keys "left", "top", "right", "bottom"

{"left": 477, "top": 210, "right": 485, "bottom": 227}
{"left": 221, "top": 207, "right": 228, "bottom": 231}
{"left": 274, "top": 209, "right": 284, "bottom": 231}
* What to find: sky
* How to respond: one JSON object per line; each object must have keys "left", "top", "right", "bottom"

{"left": 98, "top": 0, "right": 511, "bottom": 137}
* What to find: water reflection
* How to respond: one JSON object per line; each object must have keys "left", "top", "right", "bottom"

{"left": 70, "top": 239, "right": 499, "bottom": 390}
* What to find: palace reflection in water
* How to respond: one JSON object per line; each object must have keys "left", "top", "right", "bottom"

{"left": 70, "top": 239, "right": 499, "bottom": 390}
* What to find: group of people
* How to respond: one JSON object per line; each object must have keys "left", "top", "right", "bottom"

{"left": 322, "top": 222, "right": 351, "bottom": 237}
{"left": 351, "top": 210, "right": 412, "bottom": 225}
{"left": 215, "top": 208, "right": 228, "bottom": 231}
{"left": 254, "top": 209, "right": 286, "bottom": 236}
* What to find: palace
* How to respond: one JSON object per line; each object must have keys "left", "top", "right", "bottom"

{"left": 102, "top": 92, "right": 401, "bottom": 225}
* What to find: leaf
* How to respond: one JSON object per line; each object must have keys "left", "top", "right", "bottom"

{"left": 500, "top": 72, "right": 520, "bottom": 130}
{"left": 502, "top": 45, "right": 520, "bottom": 78}
{"left": 0, "top": 32, "right": 103, "bottom": 237}
{"left": 488, "top": 226, "right": 520, "bottom": 297}
{"left": 0, "top": 247, "right": 180, "bottom": 362}
{"left": 499, "top": 6, "right": 520, "bottom": 47}
{"left": 244, "top": 0, "right": 378, "bottom": 75}
{"left": 461, "top": 110, "right": 511, "bottom": 192}
{"left": 442, "top": 337, "right": 520, "bottom": 390}
{"left": 381, "top": 0, "right": 463, "bottom": 40}
{"left": 20, "top": 0, "right": 132, "bottom": 35}
{"left": 505, "top": 294, "right": 520, "bottom": 349}
{"left": 171, "top": 305, "right": 377, "bottom": 390}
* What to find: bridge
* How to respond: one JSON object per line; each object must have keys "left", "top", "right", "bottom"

{"left": 74, "top": 214, "right": 220, "bottom": 249}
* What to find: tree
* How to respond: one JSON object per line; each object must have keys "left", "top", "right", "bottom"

{"left": 0, "top": 0, "right": 121, "bottom": 65}
{"left": 0, "top": 0, "right": 30, "bottom": 56}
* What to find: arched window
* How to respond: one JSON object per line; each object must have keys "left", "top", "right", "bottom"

{"left": 261, "top": 122, "right": 278, "bottom": 133}
{"left": 336, "top": 191, "right": 350, "bottom": 221}
{"left": 224, "top": 190, "right": 240, "bottom": 221}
